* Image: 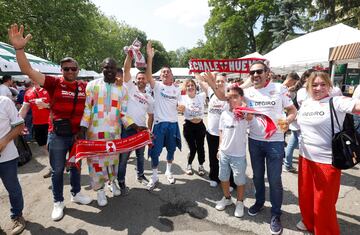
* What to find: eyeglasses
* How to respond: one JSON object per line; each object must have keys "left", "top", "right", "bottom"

{"left": 249, "top": 69, "right": 264, "bottom": 75}
{"left": 62, "top": 67, "right": 78, "bottom": 72}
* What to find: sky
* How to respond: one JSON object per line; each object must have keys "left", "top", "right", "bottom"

{"left": 90, "top": 0, "right": 211, "bottom": 51}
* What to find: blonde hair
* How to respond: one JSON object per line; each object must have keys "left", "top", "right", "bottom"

{"left": 182, "top": 79, "right": 196, "bottom": 91}
{"left": 306, "top": 71, "right": 333, "bottom": 97}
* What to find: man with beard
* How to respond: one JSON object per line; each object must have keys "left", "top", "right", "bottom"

{"left": 9, "top": 23, "right": 92, "bottom": 221}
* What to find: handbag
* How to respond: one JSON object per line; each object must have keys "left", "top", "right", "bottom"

{"left": 15, "top": 135, "right": 32, "bottom": 166}
{"left": 330, "top": 97, "right": 360, "bottom": 169}
{"left": 52, "top": 83, "right": 78, "bottom": 137}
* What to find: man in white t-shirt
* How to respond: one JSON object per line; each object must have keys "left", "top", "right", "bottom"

{"left": 244, "top": 61, "right": 297, "bottom": 235}
{"left": 145, "top": 41, "right": 182, "bottom": 190}
{"left": 117, "top": 53, "right": 154, "bottom": 193}
{"left": 0, "top": 75, "right": 13, "bottom": 99}
{"left": 0, "top": 96, "right": 26, "bottom": 234}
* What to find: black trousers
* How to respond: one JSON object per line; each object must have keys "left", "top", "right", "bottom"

{"left": 183, "top": 120, "right": 206, "bottom": 165}
{"left": 206, "top": 131, "right": 236, "bottom": 187}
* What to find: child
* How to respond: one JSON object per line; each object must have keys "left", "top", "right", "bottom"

{"left": 215, "top": 86, "right": 251, "bottom": 217}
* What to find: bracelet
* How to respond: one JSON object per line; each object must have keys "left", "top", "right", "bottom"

{"left": 14, "top": 47, "right": 24, "bottom": 50}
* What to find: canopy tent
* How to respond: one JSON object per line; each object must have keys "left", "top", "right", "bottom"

{"left": 239, "top": 52, "right": 267, "bottom": 60}
{"left": 264, "top": 23, "right": 360, "bottom": 74}
{"left": 0, "top": 41, "right": 61, "bottom": 76}
{"left": 78, "top": 69, "right": 101, "bottom": 78}
{"left": 153, "top": 67, "right": 193, "bottom": 80}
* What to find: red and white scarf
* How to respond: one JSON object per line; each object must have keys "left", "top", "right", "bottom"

{"left": 68, "top": 130, "right": 152, "bottom": 167}
{"left": 233, "top": 106, "right": 277, "bottom": 139}
{"left": 188, "top": 58, "right": 265, "bottom": 73}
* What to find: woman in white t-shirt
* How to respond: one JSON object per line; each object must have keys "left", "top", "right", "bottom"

{"left": 297, "top": 71, "right": 360, "bottom": 234}
{"left": 178, "top": 79, "right": 207, "bottom": 175}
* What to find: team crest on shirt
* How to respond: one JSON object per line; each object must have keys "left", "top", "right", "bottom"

{"left": 78, "top": 87, "right": 82, "bottom": 91}
{"left": 106, "top": 141, "right": 116, "bottom": 152}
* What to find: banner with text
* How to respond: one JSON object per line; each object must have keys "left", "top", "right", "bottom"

{"left": 188, "top": 58, "right": 265, "bottom": 73}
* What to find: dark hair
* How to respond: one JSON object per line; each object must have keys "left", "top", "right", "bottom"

{"left": 101, "top": 57, "right": 117, "bottom": 67}
{"left": 161, "top": 65, "right": 172, "bottom": 72}
{"left": 117, "top": 68, "right": 123, "bottom": 74}
{"left": 60, "top": 57, "right": 78, "bottom": 67}
{"left": 228, "top": 86, "right": 244, "bottom": 96}
{"left": 2, "top": 75, "right": 12, "bottom": 83}
{"left": 136, "top": 71, "right": 145, "bottom": 78}
{"left": 292, "top": 68, "right": 315, "bottom": 92}
{"left": 250, "top": 60, "right": 269, "bottom": 71}
{"left": 286, "top": 71, "right": 300, "bottom": 81}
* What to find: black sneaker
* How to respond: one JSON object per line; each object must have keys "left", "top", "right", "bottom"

{"left": 119, "top": 181, "right": 129, "bottom": 196}
{"left": 248, "top": 203, "right": 264, "bottom": 216}
{"left": 270, "top": 215, "right": 283, "bottom": 235}
{"left": 137, "top": 174, "right": 149, "bottom": 185}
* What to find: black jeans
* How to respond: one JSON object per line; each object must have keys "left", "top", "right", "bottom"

{"left": 183, "top": 120, "right": 206, "bottom": 165}
{"left": 206, "top": 131, "right": 236, "bottom": 187}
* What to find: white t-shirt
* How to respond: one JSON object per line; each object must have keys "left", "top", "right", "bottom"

{"left": 124, "top": 80, "right": 154, "bottom": 127}
{"left": 207, "top": 88, "right": 228, "bottom": 136}
{"left": 0, "top": 96, "right": 24, "bottom": 163}
{"left": 181, "top": 92, "right": 206, "bottom": 120}
{"left": 153, "top": 81, "right": 181, "bottom": 123}
{"left": 0, "top": 84, "right": 12, "bottom": 99}
{"left": 219, "top": 110, "right": 248, "bottom": 157}
{"left": 244, "top": 82, "right": 293, "bottom": 141}
{"left": 298, "top": 96, "right": 355, "bottom": 164}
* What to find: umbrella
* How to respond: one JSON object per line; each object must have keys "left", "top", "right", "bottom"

{"left": 0, "top": 41, "right": 61, "bottom": 76}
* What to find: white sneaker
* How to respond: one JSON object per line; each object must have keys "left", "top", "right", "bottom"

{"left": 198, "top": 165, "right": 205, "bottom": 176}
{"left": 185, "top": 164, "right": 193, "bottom": 175}
{"left": 111, "top": 182, "right": 121, "bottom": 196}
{"left": 234, "top": 201, "right": 244, "bottom": 217}
{"left": 51, "top": 201, "right": 65, "bottom": 221}
{"left": 147, "top": 178, "right": 159, "bottom": 191}
{"left": 296, "top": 220, "right": 308, "bottom": 231}
{"left": 97, "top": 189, "right": 108, "bottom": 207}
{"left": 71, "top": 192, "right": 92, "bottom": 205}
{"left": 165, "top": 171, "right": 175, "bottom": 184}
{"left": 209, "top": 180, "right": 218, "bottom": 187}
{"left": 215, "top": 196, "right": 233, "bottom": 211}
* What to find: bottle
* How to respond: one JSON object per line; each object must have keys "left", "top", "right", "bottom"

{"left": 349, "top": 81, "right": 355, "bottom": 95}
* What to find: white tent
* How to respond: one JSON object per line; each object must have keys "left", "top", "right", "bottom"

{"left": 240, "top": 52, "right": 267, "bottom": 60}
{"left": 153, "top": 67, "right": 193, "bottom": 79}
{"left": 265, "top": 23, "right": 360, "bottom": 74}
{"left": 0, "top": 41, "right": 61, "bottom": 75}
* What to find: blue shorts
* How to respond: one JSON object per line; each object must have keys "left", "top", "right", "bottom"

{"left": 148, "top": 122, "right": 181, "bottom": 168}
{"left": 219, "top": 152, "right": 247, "bottom": 186}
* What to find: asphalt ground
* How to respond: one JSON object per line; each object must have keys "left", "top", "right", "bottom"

{"left": 1, "top": 114, "right": 359, "bottom": 235}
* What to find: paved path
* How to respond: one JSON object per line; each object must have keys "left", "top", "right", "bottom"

{"left": 1, "top": 115, "right": 359, "bottom": 235}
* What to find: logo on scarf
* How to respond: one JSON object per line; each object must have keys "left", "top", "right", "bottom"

{"left": 106, "top": 141, "right": 116, "bottom": 152}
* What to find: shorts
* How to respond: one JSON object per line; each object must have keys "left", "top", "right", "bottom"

{"left": 218, "top": 152, "right": 247, "bottom": 186}
{"left": 33, "top": 124, "right": 49, "bottom": 146}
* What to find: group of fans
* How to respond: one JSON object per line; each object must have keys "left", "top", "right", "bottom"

{"left": 0, "top": 23, "right": 358, "bottom": 235}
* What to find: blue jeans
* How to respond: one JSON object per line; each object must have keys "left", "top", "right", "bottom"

{"left": 248, "top": 138, "right": 284, "bottom": 216}
{"left": 0, "top": 158, "right": 24, "bottom": 219}
{"left": 118, "top": 128, "right": 146, "bottom": 182}
{"left": 48, "top": 132, "right": 81, "bottom": 202}
{"left": 284, "top": 130, "right": 299, "bottom": 169}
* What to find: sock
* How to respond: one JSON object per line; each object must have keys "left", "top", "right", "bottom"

{"left": 152, "top": 168, "right": 158, "bottom": 181}
{"left": 166, "top": 163, "right": 172, "bottom": 173}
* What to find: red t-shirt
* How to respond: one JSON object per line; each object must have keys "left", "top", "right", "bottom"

{"left": 44, "top": 76, "right": 87, "bottom": 134}
{"left": 24, "top": 87, "right": 50, "bottom": 125}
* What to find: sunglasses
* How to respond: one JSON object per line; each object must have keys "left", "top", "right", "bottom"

{"left": 62, "top": 67, "right": 78, "bottom": 72}
{"left": 249, "top": 69, "right": 264, "bottom": 75}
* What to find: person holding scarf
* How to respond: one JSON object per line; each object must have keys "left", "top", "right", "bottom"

{"left": 146, "top": 41, "right": 182, "bottom": 190}
{"left": 8, "top": 23, "right": 92, "bottom": 221}
{"left": 79, "top": 58, "right": 145, "bottom": 206}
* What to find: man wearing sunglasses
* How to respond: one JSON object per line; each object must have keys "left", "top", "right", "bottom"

{"left": 245, "top": 61, "right": 297, "bottom": 234}
{"left": 8, "top": 23, "right": 92, "bottom": 221}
